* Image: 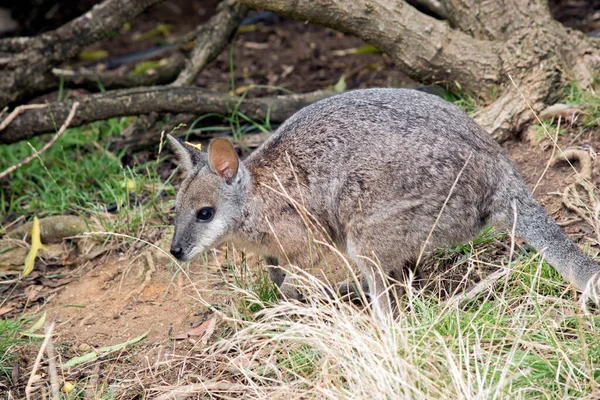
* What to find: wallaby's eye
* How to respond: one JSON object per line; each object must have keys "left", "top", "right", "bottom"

{"left": 196, "top": 207, "right": 214, "bottom": 222}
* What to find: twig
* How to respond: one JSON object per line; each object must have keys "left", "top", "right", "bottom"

{"left": 0, "top": 104, "right": 46, "bottom": 131}
{"left": 153, "top": 382, "right": 247, "bottom": 400}
{"left": 25, "top": 322, "right": 55, "bottom": 400}
{"left": 44, "top": 323, "right": 60, "bottom": 400}
{"left": 172, "top": 1, "right": 248, "bottom": 86}
{"left": 0, "top": 102, "right": 79, "bottom": 180}
{"left": 445, "top": 267, "right": 510, "bottom": 307}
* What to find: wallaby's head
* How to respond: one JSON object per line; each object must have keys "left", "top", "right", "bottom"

{"left": 167, "top": 135, "right": 248, "bottom": 261}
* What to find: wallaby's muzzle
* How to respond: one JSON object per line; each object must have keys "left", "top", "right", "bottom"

{"left": 170, "top": 245, "right": 183, "bottom": 260}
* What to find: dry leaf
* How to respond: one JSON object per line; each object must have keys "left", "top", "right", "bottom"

{"left": 0, "top": 306, "right": 14, "bottom": 316}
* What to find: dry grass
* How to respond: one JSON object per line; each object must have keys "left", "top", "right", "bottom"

{"left": 144, "top": 247, "right": 600, "bottom": 400}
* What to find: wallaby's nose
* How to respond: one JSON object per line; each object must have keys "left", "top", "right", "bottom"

{"left": 170, "top": 246, "right": 183, "bottom": 259}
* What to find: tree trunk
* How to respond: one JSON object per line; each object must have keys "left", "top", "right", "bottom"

{"left": 240, "top": 0, "right": 600, "bottom": 141}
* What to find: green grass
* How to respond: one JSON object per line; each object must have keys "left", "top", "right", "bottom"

{"left": 183, "top": 255, "right": 600, "bottom": 399}
{"left": 563, "top": 80, "right": 600, "bottom": 128}
{"left": 440, "top": 83, "right": 481, "bottom": 114}
{"left": 530, "top": 81, "right": 600, "bottom": 142}
{"left": 0, "top": 117, "right": 176, "bottom": 237}
{"left": 226, "top": 251, "right": 280, "bottom": 318}
{"left": 0, "top": 318, "right": 29, "bottom": 381}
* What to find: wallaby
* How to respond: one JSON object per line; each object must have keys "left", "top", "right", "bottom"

{"left": 167, "top": 88, "right": 600, "bottom": 319}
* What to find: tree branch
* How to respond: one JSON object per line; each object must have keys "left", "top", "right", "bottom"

{"left": 241, "top": 0, "right": 502, "bottom": 95}
{"left": 172, "top": 0, "right": 248, "bottom": 87}
{"left": 38, "top": 0, "right": 166, "bottom": 64}
{"left": 0, "top": 88, "right": 334, "bottom": 144}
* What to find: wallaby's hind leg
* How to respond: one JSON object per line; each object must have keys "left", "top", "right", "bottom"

{"left": 345, "top": 238, "right": 406, "bottom": 320}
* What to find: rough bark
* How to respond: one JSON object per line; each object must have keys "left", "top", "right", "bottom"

{"left": 0, "top": 0, "right": 165, "bottom": 107}
{"left": 0, "top": 88, "right": 334, "bottom": 144}
{"left": 241, "top": 0, "right": 600, "bottom": 141}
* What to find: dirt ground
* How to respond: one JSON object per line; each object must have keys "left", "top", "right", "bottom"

{"left": 2, "top": 0, "right": 600, "bottom": 397}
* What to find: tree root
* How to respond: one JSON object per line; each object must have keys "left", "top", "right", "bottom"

{"left": 550, "top": 147, "right": 600, "bottom": 241}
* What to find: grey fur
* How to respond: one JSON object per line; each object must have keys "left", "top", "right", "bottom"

{"left": 168, "top": 88, "right": 600, "bottom": 318}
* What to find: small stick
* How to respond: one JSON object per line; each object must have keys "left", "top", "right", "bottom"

{"left": 0, "top": 102, "right": 79, "bottom": 180}
{"left": 0, "top": 104, "right": 46, "bottom": 131}
{"left": 25, "top": 322, "right": 55, "bottom": 400}
{"left": 44, "top": 323, "right": 60, "bottom": 400}
{"left": 445, "top": 267, "right": 510, "bottom": 307}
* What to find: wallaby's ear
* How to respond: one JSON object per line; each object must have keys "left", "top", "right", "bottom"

{"left": 208, "top": 138, "right": 239, "bottom": 183}
{"left": 167, "top": 134, "right": 205, "bottom": 171}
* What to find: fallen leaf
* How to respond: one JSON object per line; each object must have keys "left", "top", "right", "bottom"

{"left": 25, "top": 312, "right": 46, "bottom": 335}
{"left": 63, "top": 330, "right": 149, "bottom": 368}
{"left": 173, "top": 315, "right": 216, "bottom": 340}
{"left": 23, "top": 216, "right": 47, "bottom": 277}
{"left": 0, "top": 306, "right": 14, "bottom": 316}
{"left": 332, "top": 44, "right": 380, "bottom": 56}
{"left": 201, "top": 317, "right": 218, "bottom": 344}
{"left": 243, "top": 41, "right": 270, "bottom": 50}
{"left": 130, "top": 59, "right": 168, "bottom": 75}
{"left": 333, "top": 75, "right": 347, "bottom": 93}
{"left": 24, "top": 285, "right": 43, "bottom": 301}
{"left": 78, "top": 49, "right": 109, "bottom": 61}
{"left": 133, "top": 23, "right": 171, "bottom": 41}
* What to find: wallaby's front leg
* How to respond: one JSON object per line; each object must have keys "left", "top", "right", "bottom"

{"left": 264, "top": 261, "right": 303, "bottom": 301}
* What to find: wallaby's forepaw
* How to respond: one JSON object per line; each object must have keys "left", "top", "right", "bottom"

{"left": 336, "top": 278, "right": 370, "bottom": 305}
{"left": 267, "top": 265, "right": 286, "bottom": 287}
{"left": 278, "top": 283, "right": 304, "bottom": 302}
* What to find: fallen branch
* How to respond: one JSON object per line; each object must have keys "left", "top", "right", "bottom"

{"left": 172, "top": 0, "right": 248, "bottom": 86}
{"left": 0, "top": 88, "right": 333, "bottom": 144}
{"left": 0, "top": 0, "right": 165, "bottom": 107}
{"left": 0, "top": 102, "right": 80, "bottom": 179}
{"left": 52, "top": 53, "right": 185, "bottom": 90}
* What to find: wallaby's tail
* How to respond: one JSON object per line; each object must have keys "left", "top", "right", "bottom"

{"left": 512, "top": 196, "right": 600, "bottom": 292}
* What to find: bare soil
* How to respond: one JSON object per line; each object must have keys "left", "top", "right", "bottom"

{"left": 2, "top": 1, "right": 600, "bottom": 397}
